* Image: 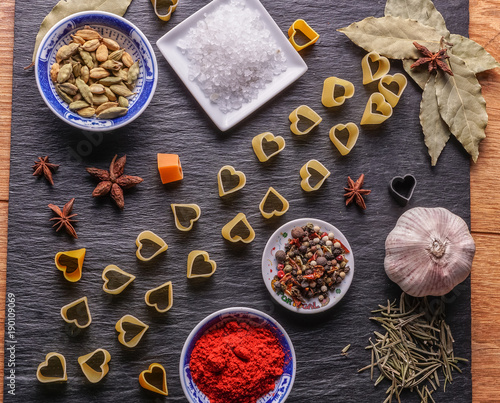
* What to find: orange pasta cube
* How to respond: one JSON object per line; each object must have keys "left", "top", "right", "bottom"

{"left": 157, "top": 153, "right": 183, "bottom": 184}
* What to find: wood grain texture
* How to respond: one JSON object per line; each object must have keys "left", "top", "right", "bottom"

{"left": 469, "top": 1, "right": 500, "bottom": 402}
{"left": 470, "top": 0, "right": 500, "bottom": 234}
{"left": 0, "top": 0, "right": 14, "bottom": 401}
{"left": 0, "top": 0, "right": 14, "bottom": 203}
{"left": 0, "top": 0, "right": 498, "bottom": 402}
{"left": 471, "top": 233, "right": 500, "bottom": 401}
{"left": 0, "top": 202, "right": 7, "bottom": 403}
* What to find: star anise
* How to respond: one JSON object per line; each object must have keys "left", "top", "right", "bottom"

{"left": 86, "top": 155, "right": 143, "bottom": 209}
{"left": 344, "top": 174, "right": 371, "bottom": 209}
{"left": 48, "top": 198, "right": 78, "bottom": 238}
{"left": 32, "top": 156, "right": 59, "bottom": 185}
{"left": 410, "top": 41, "right": 453, "bottom": 76}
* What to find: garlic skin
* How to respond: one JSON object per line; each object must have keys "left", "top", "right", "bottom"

{"left": 384, "top": 207, "right": 475, "bottom": 297}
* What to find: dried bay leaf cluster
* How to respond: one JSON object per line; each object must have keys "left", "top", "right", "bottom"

{"left": 339, "top": 0, "right": 500, "bottom": 165}
{"left": 51, "top": 26, "right": 140, "bottom": 119}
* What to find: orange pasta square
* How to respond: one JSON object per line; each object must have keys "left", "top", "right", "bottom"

{"left": 157, "top": 153, "right": 183, "bottom": 184}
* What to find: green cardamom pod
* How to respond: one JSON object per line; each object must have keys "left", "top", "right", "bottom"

{"left": 96, "top": 44, "right": 109, "bottom": 62}
{"left": 56, "top": 43, "right": 79, "bottom": 63}
{"left": 98, "top": 76, "right": 123, "bottom": 86}
{"left": 102, "top": 38, "right": 120, "bottom": 51}
{"left": 59, "top": 82, "right": 78, "bottom": 96}
{"left": 57, "top": 63, "right": 73, "bottom": 83}
{"left": 78, "top": 48, "right": 94, "bottom": 69}
{"left": 89, "top": 67, "right": 110, "bottom": 79}
{"left": 100, "top": 60, "right": 123, "bottom": 71}
{"left": 76, "top": 77, "right": 94, "bottom": 106}
{"left": 71, "top": 34, "right": 86, "bottom": 45}
{"left": 104, "top": 87, "right": 117, "bottom": 101}
{"left": 108, "top": 49, "right": 124, "bottom": 61}
{"left": 118, "top": 96, "right": 129, "bottom": 108}
{"left": 89, "top": 83, "right": 106, "bottom": 94}
{"left": 81, "top": 39, "right": 100, "bottom": 52}
{"left": 69, "top": 100, "right": 90, "bottom": 111}
{"left": 127, "top": 61, "right": 140, "bottom": 84}
{"left": 80, "top": 66, "right": 90, "bottom": 83}
{"left": 110, "top": 84, "right": 135, "bottom": 98}
{"left": 113, "top": 68, "right": 129, "bottom": 82}
{"left": 75, "top": 29, "right": 101, "bottom": 41}
{"left": 93, "top": 94, "right": 110, "bottom": 105}
{"left": 72, "top": 53, "right": 84, "bottom": 65}
{"left": 122, "top": 51, "right": 134, "bottom": 68}
{"left": 95, "top": 102, "right": 118, "bottom": 115}
{"left": 50, "top": 63, "right": 60, "bottom": 83}
{"left": 72, "top": 62, "right": 82, "bottom": 78}
{"left": 55, "top": 84, "right": 73, "bottom": 104}
{"left": 97, "top": 106, "right": 128, "bottom": 119}
{"left": 77, "top": 107, "right": 96, "bottom": 118}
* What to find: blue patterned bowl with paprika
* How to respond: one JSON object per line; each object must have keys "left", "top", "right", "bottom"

{"left": 35, "top": 11, "right": 158, "bottom": 131}
{"left": 180, "top": 307, "right": 296, "bottom": 403}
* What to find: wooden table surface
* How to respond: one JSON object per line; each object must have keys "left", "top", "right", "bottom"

{"left": 1, "top": 0, "right": 500, "bottom": 401}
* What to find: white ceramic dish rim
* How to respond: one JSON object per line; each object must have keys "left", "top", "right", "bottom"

{"left": 156, "top": 0, "right": 308, "bottom": 131}
{"left": 179, "top": 306, "right": 297, "bottom": 403}
{"left": 262, "top": 218, "right": 355, "bottom": 314}
{"left": 35, "top": 10, "right": 158, "bottom": 132}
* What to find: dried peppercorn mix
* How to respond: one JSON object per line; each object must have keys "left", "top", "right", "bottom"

{"left": 189, "top": 321, "right": 284, "bottom": 403}
{"left": 272, "top": 223, "right": 351, "bottom": 308}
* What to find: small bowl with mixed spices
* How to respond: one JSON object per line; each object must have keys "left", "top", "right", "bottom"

{"left": 180, "top": 307, "right": 296, "bottom": 403}
{"left": 35, "top": 11, "right": 158, "bottom": 131}
{"left": 262, "top": 218, "right": 354, "bottom": 314}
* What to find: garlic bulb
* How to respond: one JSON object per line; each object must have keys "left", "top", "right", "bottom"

{"left": 384, "top": 207, "right": 475, "bottom": 297}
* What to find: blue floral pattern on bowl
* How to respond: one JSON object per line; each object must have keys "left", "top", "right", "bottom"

{"left": 35, "top": 11, "right": 157, "bottom": 131}
{"left": 180, "top": 307, "right": 296, "bottom": 403}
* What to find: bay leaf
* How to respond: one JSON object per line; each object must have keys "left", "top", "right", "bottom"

{"left": 384, "top": 0, "right": 449, "bottom": 38}
{"left": 338, "top": 16, "right": 443, "bottom": 59}
{"left": 403, "top": 59, "right": 429, "bottom": 90}
{"left": 449, "top": 34, "right": 500, "bottom": 74}
{"left": 435, "top": 54, "right": 487, "bottom": 162}
{"left": 420, "top": 74, "right": 452, "bottom": 166}
{"left": 32, "top": 0, "right": 133, "bottom": 63}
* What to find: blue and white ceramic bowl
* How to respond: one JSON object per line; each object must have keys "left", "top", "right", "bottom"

{"left": 35, "top": 11, "right": 158, "bottom": 131}
{"left": 180, "top": 307, "right": 296, "bottom": 403}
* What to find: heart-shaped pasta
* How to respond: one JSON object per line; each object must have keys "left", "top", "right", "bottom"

{"left": 361, "top": 51, "right": 390, "bottom": 84}
{"left": 217, "top": 165, "right": 246, "bottom": 197}
{"left": 251, "top": 132, "right": 286, "bottom": 162}
{"left": 36, "top": 353, "right": 67, "bottom": 383}
{"left": 299, "top": 160, "right": 331, "bottom": 192}
{"left": 289, "top": 105, "right": 322, "bottom": 135}
{"left": 187, "top": 250, "right": 217, "bottom": 278}
{"left": 221, "top": 213, "right": 255, "bottom": 243}
{"left": 115, "top": 315, "right": 149, "bottom": 348}
{"left": 378, "top": 73, "right": 408, "bottom": 107}
{"left": 329, "top": 123, "right": 359, "bottom": 156}
{"left": 259, "top": 187, "right": 289, "bottom": 219}
{"left": 145, "top": 281, "right": 173, "bottom": 313}
{"left": 360, "top": 92, "right": 393, "bottom": 125}
{"left": 321, "top": 77, "right": 355, "bottom": 107}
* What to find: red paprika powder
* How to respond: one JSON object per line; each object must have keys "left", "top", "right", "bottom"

{"left": 189, "top": 320, "right": 285, "bottom": 403}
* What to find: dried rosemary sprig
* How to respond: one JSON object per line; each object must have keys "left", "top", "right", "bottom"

{"left": 359, "top": 293, "right": 467, "bottom": 403}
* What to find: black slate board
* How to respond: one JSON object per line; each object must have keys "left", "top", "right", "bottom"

{"left": 4, "top": 0, "right": 472, "bottom": 402}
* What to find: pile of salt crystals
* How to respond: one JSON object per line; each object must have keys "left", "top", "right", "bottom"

{"left": 177, "top": 0, "right": 287, "bottom": 113}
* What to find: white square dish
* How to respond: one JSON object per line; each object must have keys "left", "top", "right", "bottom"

{"left": 156, "top": 0, "right": 308, "bottom": 131}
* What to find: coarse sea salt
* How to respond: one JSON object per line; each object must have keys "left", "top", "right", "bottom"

{"left": 177, "top": 0, "right": 287, "bottom": 113}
